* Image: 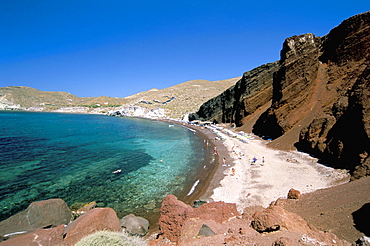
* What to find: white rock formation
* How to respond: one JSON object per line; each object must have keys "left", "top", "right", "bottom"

{"left": 108, "top": 106, "right": 166, "bottom": 118}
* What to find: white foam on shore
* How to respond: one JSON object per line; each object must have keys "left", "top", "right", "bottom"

{"left": 186, "top": 179, "right": 200, "bottom": 196}
{"left": 182, "top": 125, "right": 197, "bottom": 133}
{"left": 4, "top": 231, "right": 27, "bottom": 237}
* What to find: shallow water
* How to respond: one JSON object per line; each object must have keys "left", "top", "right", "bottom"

{"left": 0, "top": 111, "right": 211, "bottom": 221}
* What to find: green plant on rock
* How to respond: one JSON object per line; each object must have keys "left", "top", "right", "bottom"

{"left": 74, "top": 230, "right": 148, "bottom": 246}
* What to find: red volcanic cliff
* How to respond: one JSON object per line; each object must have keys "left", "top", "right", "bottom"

{"left": 255, "top": 11, "right": 370, "bottom": 178}
{"left": 194, "top": 11, "right": 370, "bottom": 179}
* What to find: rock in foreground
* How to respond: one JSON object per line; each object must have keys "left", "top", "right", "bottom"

{"left": 0, "top": 198, "right": 71, "bottom": 236}
{"left": 150, "top": 194, "right": 349, "bottom": 246}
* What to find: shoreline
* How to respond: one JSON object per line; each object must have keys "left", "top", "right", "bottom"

{"left": 178, "top": 123, "right": 229, "bottom": 206}
{"left": 158, "top": 120, "right": 224, "bottom": 206}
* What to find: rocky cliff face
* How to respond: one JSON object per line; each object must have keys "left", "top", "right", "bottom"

{"left": 191, "top": 11, "right": 369, "bottom": 179}
{"left": 254, "top": 11, "right": 370, "bottom": 178}
{"left": 253, "top": 33, "right": 322, "bottom": 139}
{"left": 189, "top": 61, "right": 279, "bottom": 125}
{"left": 295, "top": 12, "right": 370, "bottom": 179}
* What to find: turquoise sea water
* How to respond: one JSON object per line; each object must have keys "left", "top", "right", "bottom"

{"left": 0, "top": 111, "right": 211, "bottom": 221}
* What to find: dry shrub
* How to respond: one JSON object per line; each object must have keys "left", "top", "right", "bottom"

{"left": 74, "top": 230, "right": 147, "bottom": 246}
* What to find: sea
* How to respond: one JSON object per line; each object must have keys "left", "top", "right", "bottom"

{"left": 0, "top": 111, "right": 213, "bottom": 223}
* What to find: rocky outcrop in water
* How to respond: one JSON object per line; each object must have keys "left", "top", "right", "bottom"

{"left": 189, "top": 61, "right": 279, "bottom": 125}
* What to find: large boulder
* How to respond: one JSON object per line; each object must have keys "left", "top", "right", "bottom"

{"left": 0, "top": 198, "right": 72, "bottom": 236}
{"left": 251, "top": 205, "right": 347, "bottom": 246}
{"left": 157, "top": 194, "right": 241, "bottom": 244}
{"left": 287, "top": 188, "right": 301, "bottom": 199}
{"left": 63, "top": 207, "right": 121, "bottom": 246}
{"left": 157, "top": 194, "right": 193, "bottom": 243}
{"left": 251, "top": 204, "right": 312, "bottom": 233}
{"left": 0, "top": 224, "right": 66, "bottom": 246}
{"left": 120, "top": 214, "right": 149, "bottom": 236}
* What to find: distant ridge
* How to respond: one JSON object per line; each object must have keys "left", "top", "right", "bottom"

{"left": 0, "top": 77, "right": 240, "bottom": 118}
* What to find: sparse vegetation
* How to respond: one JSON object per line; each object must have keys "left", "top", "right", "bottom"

{"left": 74, "top": 230, "right": 147, "bottom": 246}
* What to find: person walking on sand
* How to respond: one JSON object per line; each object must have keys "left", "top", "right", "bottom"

{"left": 261, "top": 156, "right": 265, "bottom": 166}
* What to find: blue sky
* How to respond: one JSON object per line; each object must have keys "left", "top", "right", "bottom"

{"left": 0, "top": 1, "right": 368, "bottom": 97}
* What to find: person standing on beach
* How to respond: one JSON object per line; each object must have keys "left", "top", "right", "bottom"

{"left": 261, "top": 156, "right": 265, "bottom": 166}
{"left": 213, "top": 147, "right": 219, "bottom": 155}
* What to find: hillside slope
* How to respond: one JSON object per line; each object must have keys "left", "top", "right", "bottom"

{"left": 278, "top": 176, "right": 370, "bottom": 243}
{"left": 116, "top": 77, "right": 240, "bottom": 119}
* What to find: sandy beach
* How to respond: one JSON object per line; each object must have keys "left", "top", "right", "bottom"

{"left": 198, "top": 125, "right": 350, "bottom": 213}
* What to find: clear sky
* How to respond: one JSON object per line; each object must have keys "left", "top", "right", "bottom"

{"left": 0, "top": 1, "right": 368, "bottom": 97}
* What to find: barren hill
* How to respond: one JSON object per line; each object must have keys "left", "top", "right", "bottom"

{"left": 0, "top": 77, "right": 239, "bottom": 118}
{"left": 116, "top": 77, "right": 240, "bottom": 119}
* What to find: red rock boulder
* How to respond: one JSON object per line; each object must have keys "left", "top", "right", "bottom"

{"left": 287, "top": 188, "right": 301, "bottom": 199}
{"left": 157, "top": 194, "right": 193, "bottom": 243}
{"left": 0, "top": 198, "right": 71, "bottom": 236}
{"left": 251, "top": 204, "right": 311, "bottom": 233}
{"left": 63, "top": 207, "right": 121, "bottom": 245}
{"left": 192, "top": 201, "right": 240, "bottom": 223}
{"left": 0, "top": 224, "right": 66, "bottom": 246}
{"left": 158, "top": 195, "right": 241, "bottom": 244}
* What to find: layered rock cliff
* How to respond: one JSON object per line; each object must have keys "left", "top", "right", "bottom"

{"left": 255, "top": 11, "right": 370, "bottom": 178}
{"left": 191, "top": 11, "right": 370, "bottom": 178}
{"left": 295, "top": 12, "right": 370, "bottom": 179}
{"left": 189, "top": 61, "right": 279, "bottom": 125}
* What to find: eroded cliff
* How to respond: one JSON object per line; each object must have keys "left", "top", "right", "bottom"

{"left": 192, "top": 11, "right": 370, "bottom": 178}
{"left": 256, "top": 11, "right": 370, "bottom": 178}
{"left": 189, "top": 61, "right": 279, "bottom": 125}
